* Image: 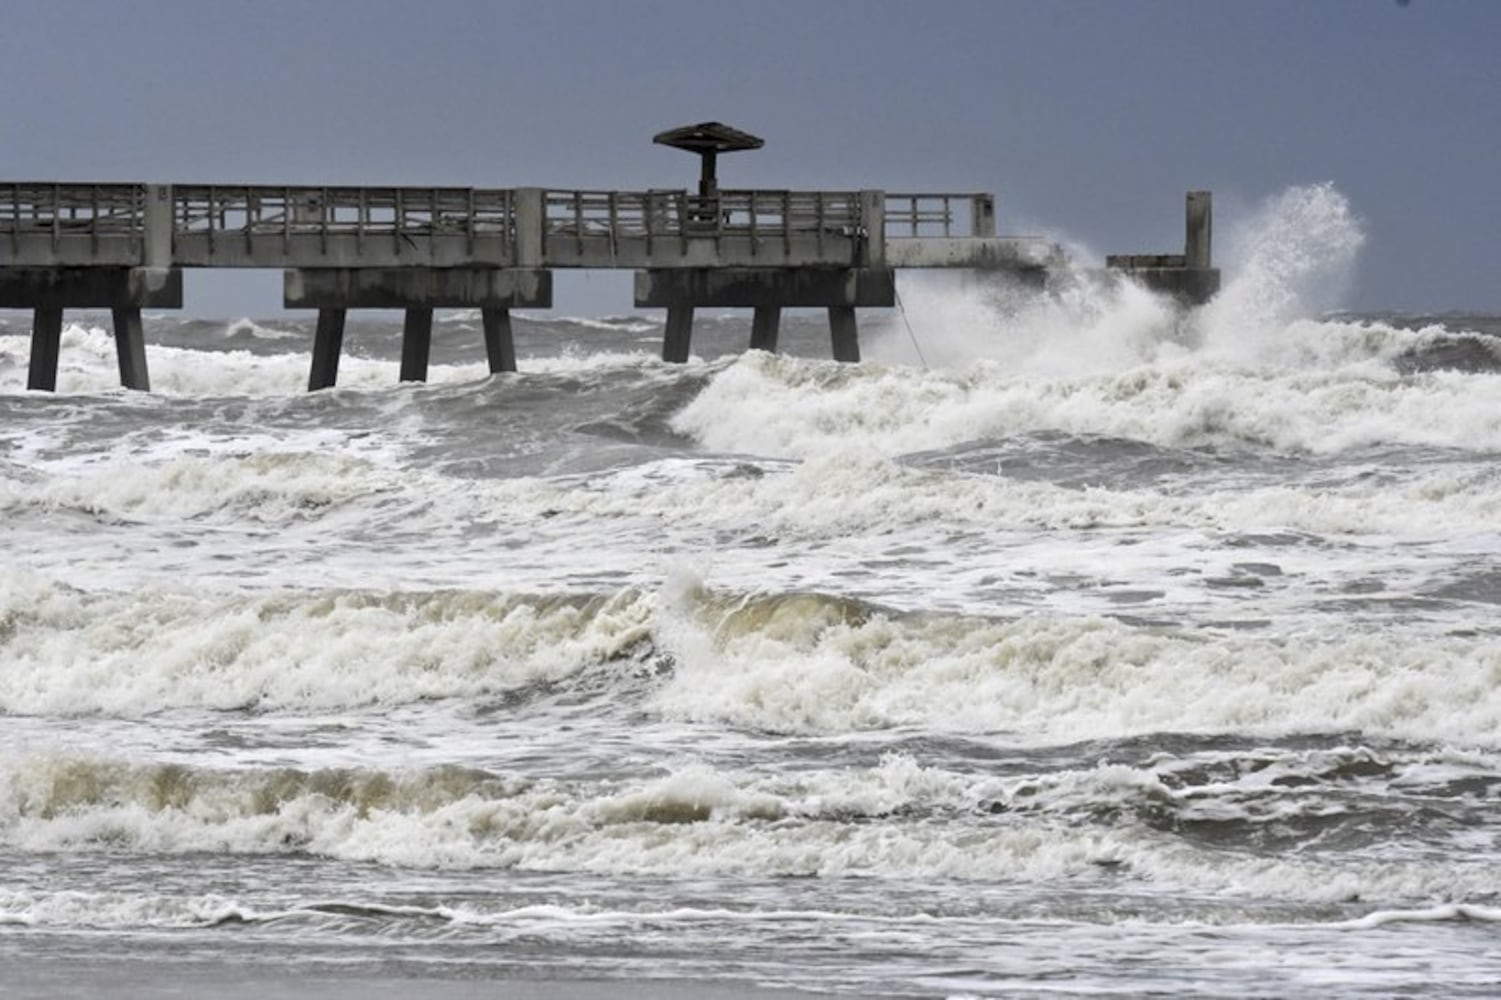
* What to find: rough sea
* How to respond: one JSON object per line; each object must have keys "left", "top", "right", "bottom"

{"left": 2, "top": 186, "right": 1499, "bottom": 998}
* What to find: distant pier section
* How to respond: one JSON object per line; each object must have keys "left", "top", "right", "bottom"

{"left": 1, "top": 123, "right": 1219, "bottom": 391}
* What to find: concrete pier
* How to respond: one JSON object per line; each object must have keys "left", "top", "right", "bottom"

{"left": 1105, "top": 191, "right": 1221, "bottom": 304}
{"left": 1, "top": 159, "right": 1220, "bottom": 389}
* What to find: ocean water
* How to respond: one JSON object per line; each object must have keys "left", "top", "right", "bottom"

{"left": 2, "top": 185, "right": 1500, "bottom": 998}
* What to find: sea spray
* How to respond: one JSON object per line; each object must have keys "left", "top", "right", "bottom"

{"left": 1198, "top": 182, "right": 1367, "bottom": 353}
{"left": 867, "top": 183, "right": 1371, "bottom": 375}
{"left": 871, "top": 266, "right": 1185, "bottom": 373}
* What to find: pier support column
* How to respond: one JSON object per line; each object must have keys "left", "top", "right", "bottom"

{"left": 400, "top": 307, "right": 434, "bottom": 383}
{"left": 308, "top": 308, "right": 346, "bottom": 391}
{"left": 1186, "top": 190, "right": 1213, "bottom": 271}
{"left": 27, "top": 307, "right": 64, "bottom": 392}
{"left": 482, "top": 307, "right": 517, "bottom": 373}
{"left": 636, "top": 269, "right": 891, "bottom": 364}
{"left": 829, "top": 307, "right": 860, "bottom": 363}
{"left": 285, "top": 268, "right": 552, "bottom": 387}
{"left": 663, "top": 306, "right": 694, "bottom": 363}
{"left": 111, "top": 308, "right": 150, "bottom": 391}
{"left": 7, "top": 268, "right": 181, "bottom": 392}
{"left": 749, "top": 306, "right": 781, "bottom": 353}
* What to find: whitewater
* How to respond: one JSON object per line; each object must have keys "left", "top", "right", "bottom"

{"left": 2, "top": 184, "right": 1500, "bottom": 998}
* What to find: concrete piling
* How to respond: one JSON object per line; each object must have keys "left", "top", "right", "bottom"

{"left": 308, "top": 308, "right": 346, "bottom": 391}
{"left": 5, "top": 268, "right": 180, "bottom": 391}
{"left": 663, "top": 306, "right": 695, "bottom": 363}
{"left": 749, "top": 306, "right": 781, "bottom": 352}
{"left": 482, "top": 308, "right": 517, "bottom": 373}
{"left": 636, "top": 268, "right": 894, "bottom": 364}
{"left": 27, "top": 307, "right": 64, "bottom": 391}
{"left": 111, "top": 307, "right": 150, "bottom": 391}
{"left": 399, "top": 308, "right": 434, "bottom": 383}
{"left": 285, "top": 268, "right": 551, "bottom": 386}
{"left": 828, "top": 307, "right": 861, "bottom": 363}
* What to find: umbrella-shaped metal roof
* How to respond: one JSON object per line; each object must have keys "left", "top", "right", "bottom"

{"left": 652, "top": 122, "right": 764, "bottom": 154}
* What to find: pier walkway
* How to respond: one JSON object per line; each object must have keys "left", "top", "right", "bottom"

{"left": 1, "top": 164, "right": 1216, "bottom": 392}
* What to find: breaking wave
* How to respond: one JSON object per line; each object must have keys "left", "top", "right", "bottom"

{"left": 3, "top": 574, "right": 1499, "bottom": 748}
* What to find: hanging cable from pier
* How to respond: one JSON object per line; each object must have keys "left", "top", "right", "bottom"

{"left": 894, "top": 286, "right": 930, "bottom": 370}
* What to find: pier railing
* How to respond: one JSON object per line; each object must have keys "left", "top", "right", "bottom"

{"left": 543, "top": 189, "right": 862, "bottom": 238}
{"left": 170, "top": 186, "right": 518, "bottom": 267}
{"left": 884, "top": 193, "right": 996, "bottom": 238}
{"left": 541, "top": 188, "right": 866, "bottom": 266}
{"left": 1, "top": 182, "right": 1038, "bottom": 270}
{"left": 2, "top": 183, "right": 148, "bottom": 264}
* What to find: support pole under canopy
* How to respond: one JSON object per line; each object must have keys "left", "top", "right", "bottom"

{"left": 652, "top": 122, "right": 764, "bottom": 199}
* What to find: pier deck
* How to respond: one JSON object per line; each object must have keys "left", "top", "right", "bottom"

{"left": 1, "top": 181, "right": 1214, "bottom": 390}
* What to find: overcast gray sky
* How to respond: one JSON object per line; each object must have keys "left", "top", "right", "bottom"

{"left": 2, "top": 0, "right": 1495, "bottom": 317}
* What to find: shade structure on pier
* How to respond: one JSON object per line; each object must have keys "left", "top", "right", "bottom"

{"left": 653, "top": 121, "right": 764, "bottom": 197}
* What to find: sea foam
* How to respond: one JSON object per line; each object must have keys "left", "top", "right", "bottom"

{"left": 2, "top": 748, "right": 1497, "bottom": 904}
{"left": 5, "top": 571, "right": 1498, "bottom": 748}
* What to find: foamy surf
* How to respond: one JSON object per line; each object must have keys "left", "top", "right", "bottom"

{"left": 3, "top": 182, "right": 1501, "bottom": 998}
{"left": 2, "top": 574, "right": 1498, "bottom": 749}
{"left": 673, "top": 335, "right": 1501, "bottom": 458}
{"left": 2, "top": 746, "right": 1498, "bottom": 906}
